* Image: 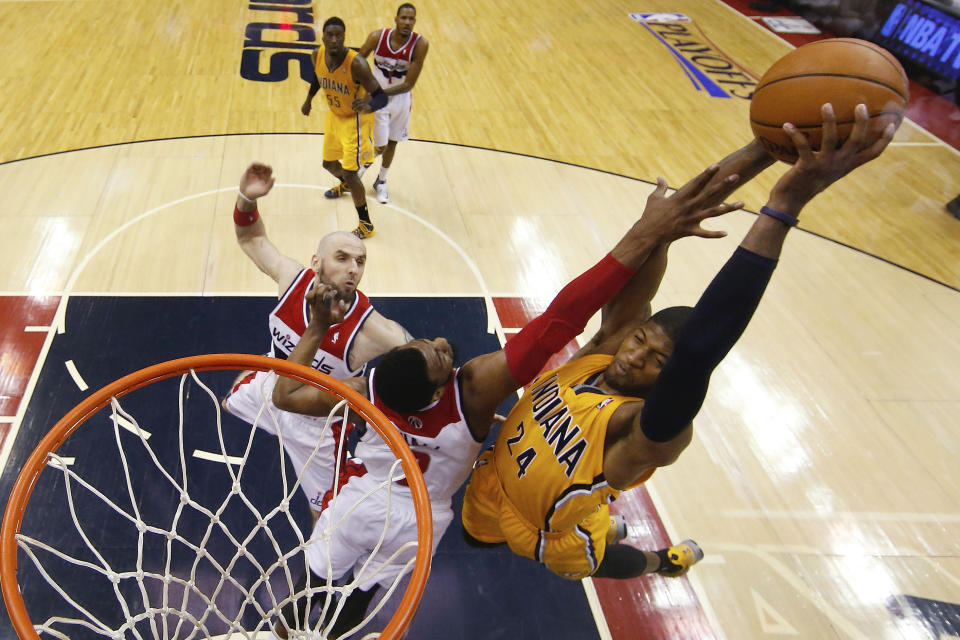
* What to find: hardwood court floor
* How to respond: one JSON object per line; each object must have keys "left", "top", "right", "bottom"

{"left": 0, "top": 0, "right": 957, "bottom": 286}
{"left": 0, "top": 134, "right": 957, "bottom": 639}
{"left": 0, "top": 0, "right": 958, "bottom": 638}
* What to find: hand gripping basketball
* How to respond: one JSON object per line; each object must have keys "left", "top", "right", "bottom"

{"left": 770, "top": 102, "right": 897, "bottom": 213}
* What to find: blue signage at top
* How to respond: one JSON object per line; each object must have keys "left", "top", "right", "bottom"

{"left": 874, "top": 0, "right": 960, "bottom": 80}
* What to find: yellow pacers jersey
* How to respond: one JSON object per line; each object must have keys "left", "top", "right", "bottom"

{"left": 493, "top": 354, "right": 654, "bottom": 533}
{"left": 314, "top": 46, "right": 367, "bottom": 117}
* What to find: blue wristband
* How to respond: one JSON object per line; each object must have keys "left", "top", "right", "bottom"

{"left": 759, "top": 205, "right": 799, "bottom": 227}
{"left": 369, "top": 88, "right": 388, "bottom": 111}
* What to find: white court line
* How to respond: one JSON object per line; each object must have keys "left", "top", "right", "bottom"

{"left": 748, "top": 541, "right": 960, "bottom": 589}
{"left": 24, "top": 325, "right": 52, "bottom": 332}
{"left": 0, "top": 416, "right": 15, "bottom": 423}
{"left": 53, "top": 186, "right": 239, "bottom": 335}
{"left": 0, "top": 300, "right": 63, "bottom": 473}
{"left": 722, "top": 509, "right": 960, "bottom": 523}
{"left": 192, "top": 449, "right": 245, "bottom": 466}
{"left": 580, "top": 578, "right": 613, "bottom": 640}
{"left": 889, "top": 141, "right": 946, "bottom": 147}
{"left": 706, "top": 542, "right": 870, "bottom": 640}
{"left": 380, "top": 198, "right": 497, "bottom": 335}
{"left": 110, "top": 414, "right": 151, "bottom": 440}
{"left": 64, "top": 360, "right": 88, "bottom": 391}
{"left": 0, "top": 180, "right": 513, "bottom": 484}
{"left": 647, "top": 483, "right": 729, "bottom": 640}
{"left": 52, "top": 182, "right": 499, "bottom": 337}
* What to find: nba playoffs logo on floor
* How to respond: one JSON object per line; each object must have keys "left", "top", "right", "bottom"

{"left": 629, "top": 13, "right": 757, "bottom": 99}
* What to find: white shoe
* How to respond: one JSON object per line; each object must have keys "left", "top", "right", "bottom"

{"left": 373, "top": 179, "right": 389, "bottom": 204}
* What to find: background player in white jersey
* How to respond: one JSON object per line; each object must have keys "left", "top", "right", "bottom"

{"left": 223, "top": 162, "right": 411, "bottom": 522}
{"left": 269, "top": 153, "right": 754, "bottom": 635}
{"left": 355, "top": 3, "right": 429, "bottom": 204}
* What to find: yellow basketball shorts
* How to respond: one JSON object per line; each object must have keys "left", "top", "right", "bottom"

{"left": 323, "top": 110, "right": 375, "bottom": 172}
{"left": 462, "top": 449, "right": 610, "bottom": 580}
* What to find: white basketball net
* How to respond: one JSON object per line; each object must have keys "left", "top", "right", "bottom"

{"left": 12, "top": 368, "right": 420, "bottom": 640}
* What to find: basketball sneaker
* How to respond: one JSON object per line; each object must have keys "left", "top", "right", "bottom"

{"left": 324, "top": 181, "right": 350, "bottom": 199}
{"left": 373, "top": 178, "right": 389, "bottom": 204}
{"left": 352, "top": 221, "right": 376, "bottom": 239}
{"left": 606, "top": 514, "right": 628, "bottom": 545}
{"left": 658, "top": 539, "right": 704, "bottom": 577}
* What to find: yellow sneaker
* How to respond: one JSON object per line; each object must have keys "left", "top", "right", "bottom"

{"left": 659, "top": 539, "right": 704, "bottom": 577}
{"left": 324, "top": 181, "right": 351, "bottom": 199}
{"left": 352, "top": 221, "right": 376, "bottom": 239}
{"left": 606, "top": 514, "right": 627, "bottom": 545}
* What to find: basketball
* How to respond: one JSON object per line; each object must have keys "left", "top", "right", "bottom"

{"left": 750, "top": 38, "right": 908, "bottom": 163}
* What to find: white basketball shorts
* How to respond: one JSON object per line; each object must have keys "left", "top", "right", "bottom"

{"left": 304, "top": 472, "right": 452, "bottom": 592}
{"left": 223, "top": 370, "right": 350, "bottom": 513}
{"left": 373, "top": 91, "right": 412, "bottom": 147}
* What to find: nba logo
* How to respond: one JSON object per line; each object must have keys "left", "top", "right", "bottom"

{"left": 331, "top": 331, "right": 340, "bottom": 343}
{"left": 629, "top": 12, "right": 690, "bottom": 23}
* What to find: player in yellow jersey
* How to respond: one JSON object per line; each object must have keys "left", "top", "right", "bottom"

{"left": 271, "top": 121, "right": 762, "bottom": 638}
{"left": 461, "top": 105, "right": 898, "bottom": 581}
{"left": 302, "top": 17, "right": 388, "bottom": 239}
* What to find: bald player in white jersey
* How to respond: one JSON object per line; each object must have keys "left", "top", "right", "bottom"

{"left": 222, "top": 162, "right": 411, "bottom": 521}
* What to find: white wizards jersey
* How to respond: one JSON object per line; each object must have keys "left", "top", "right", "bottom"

{"left": 267, "top": 268, "right": 373, "bottom": 378}
{"left": 358, "top": 367, "right": 481, "bottom": 503}
{"left": 371, "top": 28, "right": 421, "bottom": 88}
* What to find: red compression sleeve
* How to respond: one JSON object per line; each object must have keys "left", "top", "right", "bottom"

{"left": 234, "top": 205, "right": 260, "bottom": 227}
{"left": 504, "top": 253, "right": 636, "bottom": 386}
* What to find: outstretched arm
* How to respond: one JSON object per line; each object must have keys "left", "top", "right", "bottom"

{"left": 272, "top": 285, "right": 368, "bottom": 415}
{"left": 604, "top": 103, "right": 897, "bottom": 489}
{"left": 577, "top": 139, "right": 776, "bottom": 357}
{"left": 461, "top": 162, "right": 748, "bottom": 438}
{"left": 233, "top": 163, "right": 304, "bottom": 295}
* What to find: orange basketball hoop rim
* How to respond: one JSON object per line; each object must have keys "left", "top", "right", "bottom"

{"left": 0, "top": 353, "right": 433, "bottom": 640}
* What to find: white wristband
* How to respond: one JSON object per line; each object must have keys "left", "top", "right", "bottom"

{"left": 238, "top": 191, "right": 256, "bottom": 204}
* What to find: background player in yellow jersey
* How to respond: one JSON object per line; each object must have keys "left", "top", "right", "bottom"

{"left": 460, "top": 105, "right": 898, "bottom": 581}
{"left": 302, "top": 17, "right": 388, "bottom": 239}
